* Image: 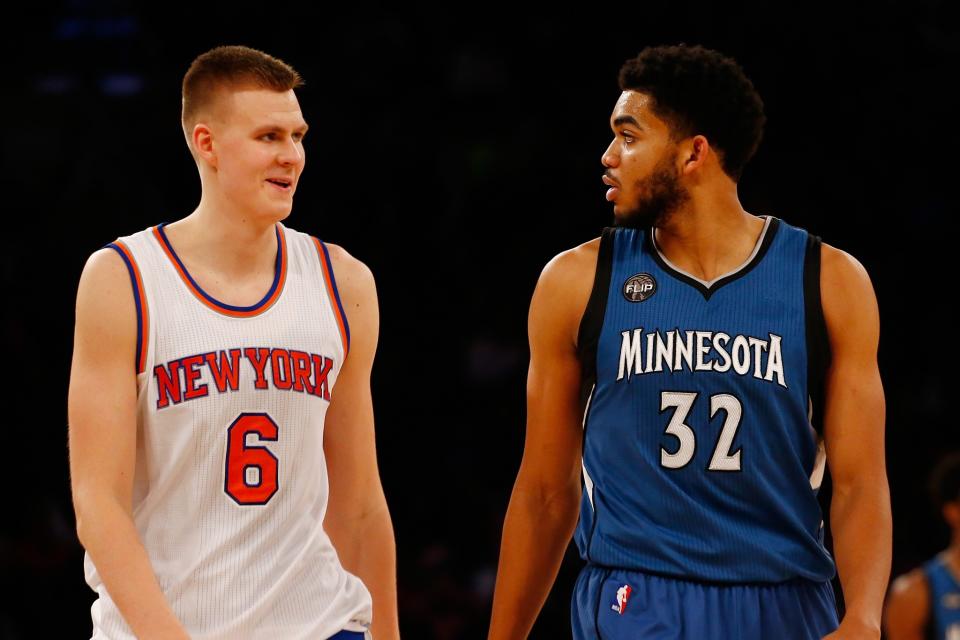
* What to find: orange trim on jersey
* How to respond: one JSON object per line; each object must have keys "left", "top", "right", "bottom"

{"left": 111, "top": 240, "right": 149, "bottom": 375}
{"left": 151, "top": 224, "right": 288, "bottom": 318}
{"left": 312, "top": 237, "right": 350, "bottom": 356}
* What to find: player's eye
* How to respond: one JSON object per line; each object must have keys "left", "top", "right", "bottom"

{"left": 260, "top": 133, "right": 276, "bottom": 141}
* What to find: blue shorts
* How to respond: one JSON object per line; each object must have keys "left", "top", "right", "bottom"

{"left": 572, "top": 565, "right": 839, "bottom": 640}
{"left": 328, "top": 631, "right": 365, "bottom": 640}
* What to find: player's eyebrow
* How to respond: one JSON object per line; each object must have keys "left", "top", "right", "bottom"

{"left": 612, "top": 115, "right": 643, "bottom": 130}
{"left": 254, "top": 123, "right": 310, "bottom": 134}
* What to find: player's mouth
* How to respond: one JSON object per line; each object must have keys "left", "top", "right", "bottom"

{"left": 602, "top": 174, "right": 620, "bottom": 202}
{"left": 265, "top": 177, "right": 293, "bottom": 192}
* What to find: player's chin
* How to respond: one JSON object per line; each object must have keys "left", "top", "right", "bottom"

{"left": 273, "top": 206, "right": 294, "bottom": 222}
{"left": 259, "top": 200, "right": 294, "bottom": 222}
{"left": 611, "top": 199, "right": 632, "bottom": 224}
{"left": 610, "top": 189, "right": 632, "bottom": 210}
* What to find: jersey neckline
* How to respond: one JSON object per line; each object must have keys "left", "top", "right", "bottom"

{"left": 152, "top": 223, "right": 288, "bottom": 318}
{"left": 647, "top": 215, "right": 780, "bottom": 301}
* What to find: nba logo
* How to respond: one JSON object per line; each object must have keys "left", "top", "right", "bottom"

{"left": 610, "top": 584, "right": 632, "bottom": 615}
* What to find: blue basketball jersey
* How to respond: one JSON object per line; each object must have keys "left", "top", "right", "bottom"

{"left": 923, "top": 554, "right": 960, "bottom": 640}
{"left": 574, "top": 216, "right": 835, "bottom": 583}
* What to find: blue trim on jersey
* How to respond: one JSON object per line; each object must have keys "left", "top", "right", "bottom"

{"left": 155, "top": 223, "right": 283, "bottom": 313}
{"left": 923, "top": 554, "right": 960, "bottom": 640}
{"left": 326, "top": 631, "right": 365, "bottom": 640}
{"left": 317, "top": 239, "right": 351, "bottom": 351}
{"left": 105, "top": 242, "right": 144, "bottom": 374}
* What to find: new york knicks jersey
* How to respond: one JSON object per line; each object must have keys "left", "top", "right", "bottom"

{"left": 574, "top": 216, "right": 835, "bottom": 583}
{"left": 84, "top": 223, "right": 372, "bottom": 639}
{"left": 923, "top": 554, "right": 960, "bottom": 640}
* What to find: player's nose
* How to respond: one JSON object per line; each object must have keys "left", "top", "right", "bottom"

{"left": 277, "top": 138, "right": 304, "bottom": 166}
{"left": 601, "top": 138, "right": 619, "bottom": 167}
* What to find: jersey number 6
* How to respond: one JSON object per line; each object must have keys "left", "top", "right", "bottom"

{"left": 224, "top": 413, "right": 280, "bottom": 505}
{"left": 659, "top": 391, "right": 743, "bottom": 471}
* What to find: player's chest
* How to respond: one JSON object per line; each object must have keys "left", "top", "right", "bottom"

{"left": 145, "top": 301, "right": 343, "bottom": 410}
{"left": 597, "top": 284, "right": 806, "bottom": 390}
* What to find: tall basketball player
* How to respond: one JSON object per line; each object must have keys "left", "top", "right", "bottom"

{"left": 488, "top": 45, "right": 891, "bottom": 639}
{"left": 68, "top": 46, "right": 399, "bottom": 639}
{"left": 885, "top": 453, "right": 960, "bottom": 640}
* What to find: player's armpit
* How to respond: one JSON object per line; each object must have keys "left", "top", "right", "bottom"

{"left": 820, "top": 243, "right": 891, "bottom": 635}
{"left": 883, "top": 570, "right": 930, "bottom": 640}
{"left": 321, "top": 245, "right": 399, "bottom": 640}
{"left": 69, "top": 249, "right": 189, "bottom": 639}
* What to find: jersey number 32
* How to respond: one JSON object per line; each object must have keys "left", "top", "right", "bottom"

{"left": 659, "top": 391, "right": 743, "bottom": 472}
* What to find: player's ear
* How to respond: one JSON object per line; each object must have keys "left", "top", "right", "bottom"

{"left": 193, "top": 122, "right": 217, "bottom": 168}
{"left": 678, "top": 135, "right": 709, "bottom": 176}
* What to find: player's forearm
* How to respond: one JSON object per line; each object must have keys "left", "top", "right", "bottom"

{"left": 830, "top": 477, "right": 892, "bottom": 633}
{"left": 76, "top": 495, "right": 189, "bottom": 639}
{"left": 488, "top": 481, "right": 580, "bottom": 640}
{"left": 329, "top": 499, "right": 399, "bottom": 639}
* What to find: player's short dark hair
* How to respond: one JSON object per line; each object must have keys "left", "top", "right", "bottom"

{"left": 929, "top": 452, "right": 960, "bottom": 508}
{"left": 618, "top": 44, "right": 765, "bottom": 181}
{"left": 181, "top": 45, "right": 303, "bottom": 132}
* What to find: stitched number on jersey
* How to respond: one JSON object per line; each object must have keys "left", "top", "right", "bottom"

{"left": 659, "top": 391, "right": 742, "bottom": 471}
{"left": 224, "top": 413, "right": 279, "bottom": 505}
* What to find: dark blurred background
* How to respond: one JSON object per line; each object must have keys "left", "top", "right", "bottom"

{"left": 2, "top": 0, "right": 958, "bottom": 637}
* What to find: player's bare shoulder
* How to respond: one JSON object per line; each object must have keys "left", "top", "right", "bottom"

{"left": 543, "top": 237, "right": 601, "bottom": 282}
{"left": 70, "top": 246, "right": 139, "bottom": 427}
{"left": 889, "top": 568, "right": 930, "bottom": 607}
{"left": 884, "top": 568, "right": 931, "bottom": 635}
{"left": 819, "top": 242, "right": 879, "bottom": 344}
{"left": 322, "top": 242, "right": 378, "bottom": 355}
{"left": 74, "top": 247, "right": 138, "bottom": 344}
{"left": 820, "top": 243, "right": 874, "bottom": 293}
{"left": 78, "top": 247, "right": 133, "bottom": 296}
{"left": 323, "top": 242, "right": 376, "bottom": 309}
{"left": 531, "top": 237, "right": 602, "bottom": 347}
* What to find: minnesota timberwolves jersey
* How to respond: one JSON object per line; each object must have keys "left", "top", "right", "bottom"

{"left": 574, "top": 216, "right": 835, "bottom": 583}
{"left": 923, "top": 554, "right": 960, "bottom": 640}
{"left": 83, "top": 223, "right": 372, "bottom": 639}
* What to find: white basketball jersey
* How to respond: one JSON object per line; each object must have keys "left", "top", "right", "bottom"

{"left": 84, "top": 222, "right": 372, "bottom": 639}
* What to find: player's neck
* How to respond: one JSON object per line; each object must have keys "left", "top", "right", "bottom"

{"left": 165, "top": 202, "right": 280, "bottom": 280}
{"left": 652, "top": 191, "right": 763, "bottom": 283}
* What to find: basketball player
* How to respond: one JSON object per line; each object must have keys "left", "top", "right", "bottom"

{"left": 885, "top": 453, "right": 960, "bottom": 640}
{"left": 488, "top": 44, "right": 891, "bottom": 639}
{"left": 68, "top": 46, "right": 399, "bottom": 639}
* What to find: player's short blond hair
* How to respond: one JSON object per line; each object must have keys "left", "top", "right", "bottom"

{"left": 181, "top": 45, "right": 304, "bottom": 150}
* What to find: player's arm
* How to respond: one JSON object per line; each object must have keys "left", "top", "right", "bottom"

{"left": 488, "top": 241, "right": 598, "bottom": 640}
{"left": 322, "top": 246, "right": 399, "bottom": 640}
{"left": 820, "top": 244, "right": 892, "bottom": 639}
{"left": 68, "top": 249, "right": 189, "bottom": 639}
{"left": 883, "top": 570, "right": 930, "bottom": 640}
